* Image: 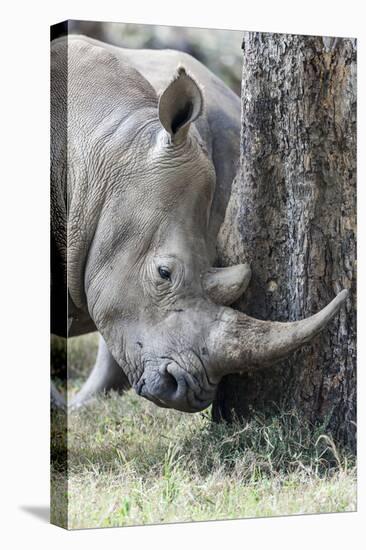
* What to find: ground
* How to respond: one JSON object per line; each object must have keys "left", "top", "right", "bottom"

{"left": 51, "top": 334, "right": 356, "bottom": 529}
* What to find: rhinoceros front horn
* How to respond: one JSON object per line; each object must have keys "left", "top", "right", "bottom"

{"left": 203, "top": 264, "right": 251, "bottom": 305}
{"left": 207, "top": 289, "right": 348, "bottom": 377}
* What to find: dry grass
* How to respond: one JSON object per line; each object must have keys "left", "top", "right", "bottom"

{"left": 51, "top": 334, "right": 357, "bottom": 529}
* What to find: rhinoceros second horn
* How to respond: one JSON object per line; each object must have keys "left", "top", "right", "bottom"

{"left": 203, "top": 264, "right": 252, "bottom": 306}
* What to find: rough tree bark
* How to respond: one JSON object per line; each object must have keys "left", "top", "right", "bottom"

{"left": 212, "top": 33, "right": 356, "bottom": 450}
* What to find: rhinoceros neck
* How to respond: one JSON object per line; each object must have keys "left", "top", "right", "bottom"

{"left": 66, "top": 159, "right": 101, "bottom": 315}
{"left": 66, "top": 108, "right": 159, "bottom": 317}
{"left": 64, "top": 36, "right": 159, "bottom": 320}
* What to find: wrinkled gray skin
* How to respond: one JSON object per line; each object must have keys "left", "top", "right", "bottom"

{"left": 51, "top": 35, "right": 347, "bottom": 412}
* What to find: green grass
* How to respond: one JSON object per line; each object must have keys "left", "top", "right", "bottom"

{"left": 51, "top": 334, "right": 357, "bottom": 529}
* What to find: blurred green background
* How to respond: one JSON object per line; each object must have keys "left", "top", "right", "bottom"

{"left": 68, "top": 20, "right": 243, "bottom": 95}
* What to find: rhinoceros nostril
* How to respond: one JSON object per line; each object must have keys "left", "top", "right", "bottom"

{"left": 138, "top": 362, "right": 212, "bottom": 413}
{"left": 159, "top": 365, "right": 178, "bottom": 394}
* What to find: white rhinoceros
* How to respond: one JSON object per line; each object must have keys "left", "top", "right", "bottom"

{"left": 51, "top": 35, "right": 347, "bottom": 412}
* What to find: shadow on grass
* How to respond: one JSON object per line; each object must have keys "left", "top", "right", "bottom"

{"left": 51, "top": 389, "right": 356, "bottom": 484}
{"left": 177, "top": 408, "right": 355, "bottom": 480}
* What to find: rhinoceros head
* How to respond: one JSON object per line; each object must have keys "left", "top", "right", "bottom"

{"left": 79, "top": 64, "right": 346, "bottom": 412}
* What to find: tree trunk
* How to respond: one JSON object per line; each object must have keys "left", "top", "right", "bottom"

{"left": 212, "top": 33, "right": 356, "bottom": 450}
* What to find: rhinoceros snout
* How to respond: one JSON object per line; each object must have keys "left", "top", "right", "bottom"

{"left": 134, "top": 360, "right": 214, "bottom": 413}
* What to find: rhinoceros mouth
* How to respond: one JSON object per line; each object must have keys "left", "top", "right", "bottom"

{"left": 134, "top": 359, "right": 216, "bottom": 413}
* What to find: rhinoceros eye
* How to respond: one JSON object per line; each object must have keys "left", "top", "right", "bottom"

{"left": 158, "top": 266, "right": 171, "bottom": 281}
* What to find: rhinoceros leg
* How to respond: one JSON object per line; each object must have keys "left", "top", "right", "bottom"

{"left": 51, "top": 382, "right": 66, "bottom": 410}
{"left": 70, "top": 335, "right": 130, "bottom": 409}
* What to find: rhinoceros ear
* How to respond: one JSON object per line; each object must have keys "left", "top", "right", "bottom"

{"left": 158, "top": 66, "right": 203, "bottom": 144}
